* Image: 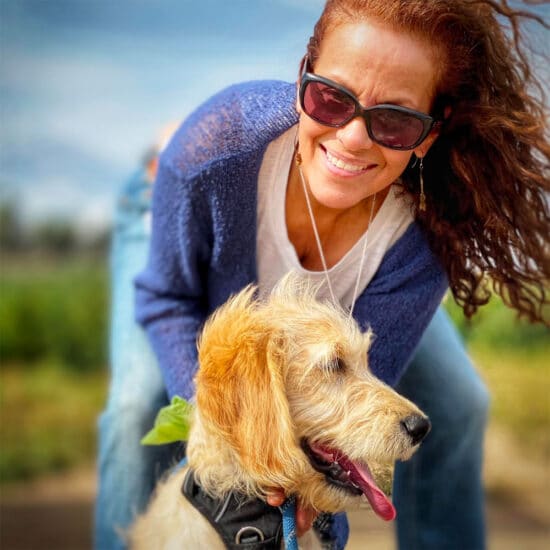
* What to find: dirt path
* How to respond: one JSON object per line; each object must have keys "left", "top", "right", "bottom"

{"left": 1, "top": 467, "right": 96, "bottom": 550}
{"left": 1, "top": 429, "right": 548, "bottom": 550}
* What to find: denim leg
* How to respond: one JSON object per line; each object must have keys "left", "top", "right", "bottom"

{"left": 94, "top": 174, "right": 177, "bottom": 550}
{"left": 393, "top": 306, "right": 490, "bottom": 550}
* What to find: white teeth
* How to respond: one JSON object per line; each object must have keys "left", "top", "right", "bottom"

{"left": 326, "top": 150, "right": 368, "bottom": 172}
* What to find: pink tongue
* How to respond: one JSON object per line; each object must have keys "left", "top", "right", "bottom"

{"left": 337, "top": 455, "right": 396, "bottom": 521}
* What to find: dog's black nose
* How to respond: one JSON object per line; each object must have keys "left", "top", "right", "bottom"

{"left": 401, "top": 415, "right": 431, "bottom": 445}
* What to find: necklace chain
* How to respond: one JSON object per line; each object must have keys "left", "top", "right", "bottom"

{"left": 295, "top": 151, "right": 376, "bottom": 318}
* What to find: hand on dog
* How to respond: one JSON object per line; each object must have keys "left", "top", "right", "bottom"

{"left": 266, "top": 490, "right": 318, "bottom": 536}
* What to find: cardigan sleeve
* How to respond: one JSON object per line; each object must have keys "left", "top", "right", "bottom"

{"left": 352, "top": 223, "right": 449, "bottom": 387}
{"left": 133, "top": 81, "right": 298, "bottom": 400}
{"left": 134, "top": 158, "right": 211, "bottom": 400}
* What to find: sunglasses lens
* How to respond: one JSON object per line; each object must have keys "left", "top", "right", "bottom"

{"left": 303, "top": 80, "right": 355, "bottom": 126}
{"left": 302, "top": 77, "right": 431, "bottom": 150}
{"left": 370, "top": 108, "right": 425, "bottom": 149}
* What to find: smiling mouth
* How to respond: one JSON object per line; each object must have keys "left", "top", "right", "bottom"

{"left": 322, "top": 146, "right": 375, "bottom": 174}
{"left": 300, "top": 438, "right": 396, "bottom": 521}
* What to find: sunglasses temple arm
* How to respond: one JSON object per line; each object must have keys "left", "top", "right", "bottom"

{"left": 299, "top": 54, "right": 311, "bottom": 79}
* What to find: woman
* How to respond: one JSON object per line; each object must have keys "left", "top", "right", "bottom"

{"left": 95, "top": 1, "right": 549, "bottom": 549}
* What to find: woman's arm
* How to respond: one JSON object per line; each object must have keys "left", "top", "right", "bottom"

{"left": 134, "top": 158, "right": 212, "bottom": 400}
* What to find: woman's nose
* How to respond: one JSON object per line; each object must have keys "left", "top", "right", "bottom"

{"left": 336, "top": 116, "right": 373, "bottom": 151}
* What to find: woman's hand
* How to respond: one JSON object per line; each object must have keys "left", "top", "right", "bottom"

{"left": 266, "top": 489, "right": 319, "bottom": 537}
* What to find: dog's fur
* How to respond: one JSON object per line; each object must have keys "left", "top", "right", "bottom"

{"left": 130, "top": 276, "right": 428, "bottom": 549}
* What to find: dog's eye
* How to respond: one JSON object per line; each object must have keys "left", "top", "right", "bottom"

{"left": 325, "top": 357, "right": 346, "bottom": 372}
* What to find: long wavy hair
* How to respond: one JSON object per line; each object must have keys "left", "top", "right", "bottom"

{"left": 307, "top": 0, "right": 549, "bottom": 323}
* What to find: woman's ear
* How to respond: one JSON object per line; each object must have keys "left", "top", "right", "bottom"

{"left": 413, "top": 132, "right": 438, "bottom": 158}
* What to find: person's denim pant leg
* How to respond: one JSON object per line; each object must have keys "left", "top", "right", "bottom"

{"left": 94, "top": 174, "right": 176, "bottom": 550}
{"left": 394, "top": 306, "right": 490, "bottom": 550}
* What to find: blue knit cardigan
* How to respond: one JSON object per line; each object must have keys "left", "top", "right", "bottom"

{"left": 134, "top": 80, "right": 448, "bottom": 399}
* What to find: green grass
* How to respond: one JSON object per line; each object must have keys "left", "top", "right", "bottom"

{"left": 0, "top": 361, "right": 107, "bottom": 483}
{"left": 444, "top": 295, "right": 549, "bottom": 457}
{"left": 472, "top": 345, "right": 550, "bottom": 458}
{"left": 0, "top": 254, "right": 110, "bottom": 482}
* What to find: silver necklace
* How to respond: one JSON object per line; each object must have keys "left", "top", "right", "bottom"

{"left": 295, "top": 150, "right": 376, "bottom": 318}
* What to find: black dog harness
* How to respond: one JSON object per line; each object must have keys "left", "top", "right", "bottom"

{"left": 181, "top": 468, "right": 283, "bottom": 549}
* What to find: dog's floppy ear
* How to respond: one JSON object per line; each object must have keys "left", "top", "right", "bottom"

{"left": 195, "top": 286, "right": 300, "bottom": 487}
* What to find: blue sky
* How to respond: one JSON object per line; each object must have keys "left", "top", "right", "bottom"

{"left": 1, "top": 0, "right": 547, "bottom": 235}
{"left": 0, "top": 0, "right": 323, "bottom": 233}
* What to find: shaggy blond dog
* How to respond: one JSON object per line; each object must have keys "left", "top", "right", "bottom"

{"left": 130, "top": 277, "right": 430, "bottom": 549}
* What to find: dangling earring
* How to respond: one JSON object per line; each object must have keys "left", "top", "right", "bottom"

{"left": 419, "top": 157, "right": 426, "bottom": 212}
{"left": 295, "top": 131, "right": 302, "bottom": 166}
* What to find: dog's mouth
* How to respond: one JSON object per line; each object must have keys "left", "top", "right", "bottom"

{"left": 300, "top": 438, "right": 396, "bottom": 521}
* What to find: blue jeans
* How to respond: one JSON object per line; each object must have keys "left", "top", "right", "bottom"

{"left": 95, "top": 174, "right": 489, "bottom": 549}
{"left": 95, "top": 173, "right": 176, "bottom": 550}
{"left": 394, "top": 307, "right": 490, "bottom": 549}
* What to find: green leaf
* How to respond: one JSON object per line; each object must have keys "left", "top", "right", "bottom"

{"left": 141, "top": 396, "right": 194, "bottom": 445}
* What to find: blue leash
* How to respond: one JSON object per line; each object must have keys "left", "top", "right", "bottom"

{"left": 175, "top": 456, "right": 188, "bottom": 470}
{"left": 177, "top": 458, "right": 298, "bottom": 549}
{"left": 280, "top": 496, "right": 299, "bottom": 550}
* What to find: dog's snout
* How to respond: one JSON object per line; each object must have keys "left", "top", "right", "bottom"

{"left": 401, "top": 414, "right": 431, "bottom": 445}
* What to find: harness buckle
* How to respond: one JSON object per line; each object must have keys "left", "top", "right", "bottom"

{"left": 235, "top": 525, "right": 265, "bottom": 544}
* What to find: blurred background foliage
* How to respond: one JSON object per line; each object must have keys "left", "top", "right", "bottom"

{"left": 0, "top": 198, "right": 548, "bottom": 485}
{"left": 1, "top": 261, "right": 107, "bottom": 370}
{"left": 1, "top": 201, "right": 110, "bottom": 482}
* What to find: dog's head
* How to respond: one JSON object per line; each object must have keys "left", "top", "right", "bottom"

{"left": 190, "top": 275, "right": 430, "bottom": 519}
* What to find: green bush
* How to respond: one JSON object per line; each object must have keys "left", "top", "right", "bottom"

{"left": 444, "top": 293, "right": 549, "bottom": 352}
{"left": 0, "top": 257, "right": 109, "bottom": 371}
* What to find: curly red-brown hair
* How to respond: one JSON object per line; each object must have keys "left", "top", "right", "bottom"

{"left": 308, "top": 0, "right": 549, "bottom": 323}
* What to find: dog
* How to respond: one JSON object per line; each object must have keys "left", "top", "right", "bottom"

{"left": 130, "top": 276, "right": 430, "bottom": 549}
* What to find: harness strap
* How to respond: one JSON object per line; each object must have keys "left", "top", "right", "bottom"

{"left": 181, "top": 468, "right": 284, "bottom": 549}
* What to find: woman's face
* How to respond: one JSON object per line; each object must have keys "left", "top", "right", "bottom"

{"left": 296, "top": 20, "right": 440, "bottom": 211}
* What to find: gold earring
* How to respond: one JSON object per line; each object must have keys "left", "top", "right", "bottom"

{"left": 419, "top": 157, "right": 426, "bottom": 212}
{"left": 295, "top": 135, "right": 303, "bottom": 166}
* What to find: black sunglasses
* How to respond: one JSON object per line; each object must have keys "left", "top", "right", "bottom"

{"left": 299, "top": 59, "right": 440, "bottom": 151}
